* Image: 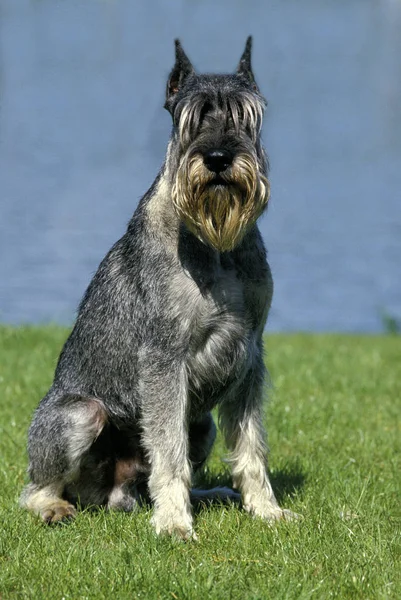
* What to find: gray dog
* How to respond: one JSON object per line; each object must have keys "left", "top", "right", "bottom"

{"left": 21, "top": 37, "right": 296, "bottom": 539}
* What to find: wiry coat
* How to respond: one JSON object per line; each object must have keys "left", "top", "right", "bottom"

{"left": 21, "top": 38, "right": 296, "bottom": 538}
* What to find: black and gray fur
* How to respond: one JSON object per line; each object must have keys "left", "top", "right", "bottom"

{"left": 21, "top": 37, "right": 296, "bottom": 538}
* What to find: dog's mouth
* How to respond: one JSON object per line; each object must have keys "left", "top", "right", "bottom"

{"left": 207, "top": 175, "right": 230, "bottom": 187}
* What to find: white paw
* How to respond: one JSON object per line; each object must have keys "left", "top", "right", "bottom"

{"left": 258, "top": 507, "right": 301, "bottom": 522}
{"left": 243, "top": 498, "right": 301, "bottom": 522}
{"left": 107, "top": 485, "right": 138, "bottom": 512}
{"left": 151, "top": 509, "right": 196, "bottom": 541}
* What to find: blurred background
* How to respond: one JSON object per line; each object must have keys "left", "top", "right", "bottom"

{"left": 0, "top": 0, "right": 400, "bottom": 332}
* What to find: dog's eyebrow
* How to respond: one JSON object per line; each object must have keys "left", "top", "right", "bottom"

{"left": 225, "top": 94, "right": 264, "bottom": 139}
{"left": 227, "top": 97, "right": 240, "bottom": 132}
{"left": 178, "top": 96, "right": 215, "bottom": 145}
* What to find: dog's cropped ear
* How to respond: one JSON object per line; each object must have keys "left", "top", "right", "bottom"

{"left": 236, "top": 36, "right": 257, "bottom": 88}
{"left": 165, "top": 40, "right": 195, "bottom": 111}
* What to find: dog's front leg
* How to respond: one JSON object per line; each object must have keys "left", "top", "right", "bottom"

{"left": 140, "top": 358, "right": 193, "bottom": 540}
{"left": 220, "top": 362, "right": 296, "bottom": 522}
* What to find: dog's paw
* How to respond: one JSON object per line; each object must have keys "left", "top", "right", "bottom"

{"left": 243, "top": 498, "right": 301, "bottom": 523}
{"left": 257, "top": 507, "right": 301, "bottom": 522}
{"left": 107, "top": 486, "right": 138, "bottom": 512}
{"left": 40, "top": 501, "right": 76, "bottom": 524}
{"left": 151, "top": 510, "right": 196, "bottom": 541}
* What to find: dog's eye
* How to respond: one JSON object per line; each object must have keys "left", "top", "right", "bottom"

{"left": 200, "top": 102, "right": 213, "bottom": 122}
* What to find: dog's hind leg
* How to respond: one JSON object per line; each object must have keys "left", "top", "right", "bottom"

{"left": 20, "top": 393, "right": 108, "bottom": 523}
{"left": 20, "top": 482, "right": 77, "bottom": 523}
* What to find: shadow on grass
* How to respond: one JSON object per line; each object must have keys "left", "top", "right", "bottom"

{"left": 191, "top": 462, "right": 306, "bottom": 512}
{"left": 71, "top": 464, "right": 306, "bottom": 517}
{"left": 269, "top": 465, "right": 306, "bottom": 505}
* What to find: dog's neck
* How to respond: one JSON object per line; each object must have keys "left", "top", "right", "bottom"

{"left": 144, "top": 168, "right": 181, "bottom": 244}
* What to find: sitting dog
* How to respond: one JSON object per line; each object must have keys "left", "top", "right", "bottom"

{"left": 21, "top": 37, "right": 296, "bottom": 539}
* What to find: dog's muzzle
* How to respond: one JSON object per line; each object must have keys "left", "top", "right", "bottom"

{"left": 172, "top": 152, "right": 270, "bottom": 252}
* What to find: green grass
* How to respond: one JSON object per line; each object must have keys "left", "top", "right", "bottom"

{"left": 0, "top": 326, "right": 400, "bottom": 599}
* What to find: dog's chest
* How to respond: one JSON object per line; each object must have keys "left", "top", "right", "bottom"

{"left": 174, "top": 261, "right": 255, "bottom": 402}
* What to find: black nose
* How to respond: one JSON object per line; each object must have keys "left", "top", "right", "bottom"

{"left": 203, "top": 149, "right": 233, "bottom": 174}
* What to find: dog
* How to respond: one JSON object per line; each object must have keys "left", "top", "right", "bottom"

{"left": 21, "top": 37, "right": 296, "bottom": 539}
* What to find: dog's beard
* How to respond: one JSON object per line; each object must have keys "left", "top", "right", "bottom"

{"left": 172, "top": 153, "right": 270, "bottom": 252}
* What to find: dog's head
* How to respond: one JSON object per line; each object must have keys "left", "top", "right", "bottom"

{"left": 165, "top": 37, "right": 269, "bottom": 252}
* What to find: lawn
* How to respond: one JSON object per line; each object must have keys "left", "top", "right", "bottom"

{"left": 0, "top": 326, "right": 399, "bottom": 599}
